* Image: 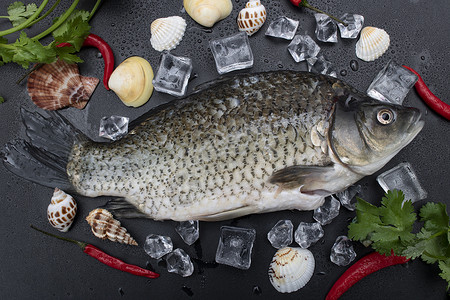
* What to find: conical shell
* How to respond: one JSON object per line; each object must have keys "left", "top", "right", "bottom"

{"left": 268, "top": 247, "right": 315, "bottom": 293}
{"left": 184, "top": 0, "right": 232, "bottom": 27}
{"left": 47, "top": 188, "right": 77, "bottom": 232}
{"left": 27, "top": 59, "right": 99, "bottom": 110}
{"left": 86, "top": 208, "right": 138, "bottom": 246}
{"left": 355, "top": 26, "right": 390, "bottom": 62}
{"left": 150, "top": 16, "right": 187, "bottom": 52}
{"left": 237, "top": 0, "right": 267, "bottom": 36}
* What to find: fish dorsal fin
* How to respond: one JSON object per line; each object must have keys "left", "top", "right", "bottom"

{"left": 102, "top": 198, "right": 149, "bottom": 218}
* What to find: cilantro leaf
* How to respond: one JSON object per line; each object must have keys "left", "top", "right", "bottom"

{"left": 420, "top": 202, "right": 449, "bottom": 233}
{"left": 52, "top": 10, "right": 90, "bottom": 51}
{"left": 438, "top": 260, "right": 450, "bottom": 291}
{"left": 54, "top": 44, "right": 83, "bottom": 64}
{"left": 6, "top": 1, "right": 38, "bottom": 27}
{"left": 0, "top": 96, "right": 5, "bottom": 104}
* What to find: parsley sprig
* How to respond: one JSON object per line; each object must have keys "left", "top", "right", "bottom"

{"left": 348, "top": 190, "right": 450, "bottom": 291}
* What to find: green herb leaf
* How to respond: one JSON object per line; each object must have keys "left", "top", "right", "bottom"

{"left": 438, "top": 260, "right": 450, "bottom": 291}
{"left": 52, "top": 10, "right": 90, "bottom": 51}
{"left": 6, "top": 1, "right": 38, "bottom": 27}
{"left": 54, "top": 44, "right": 83, "bottom": 64}
{"left": 0, "top": 96, "right": 5, "bottom": 103}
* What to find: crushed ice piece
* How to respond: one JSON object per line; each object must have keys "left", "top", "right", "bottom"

{"left": 367, "top": 60, "right": 418, "bottom": 105}
{"left": 166, "top": 248, "right": 194, "bottom": 277}
{"left": 267, "top": 219, "right": 294, "bottom": 249}
{"left": 377, "top": 162, "right": 428, "bottom": 203}
{"left": 307, "top": 55, "right": 337, "bottom": 77}
{"left": 338, "top": 13, "right": 364, "bottom": 39}
{"left": 313, "top": 196, "right": 341, "bottom": 225}
{"left": 153, "top": 52, "right": 193, "bottom": 97}
{"left": 175, "top": 220, "right": 199, "bottom": 246}
{"left": 209, "top": 32, "right": 254, "bottom": 74}
{"left": 215, "top": 226, "right": 256, "bottom": 270}
{"left": 294, "top": 222, "right": 324, "bottom": 248}
{"left": 265, "top": 16, "right": 299, "bottom": 40}
{"left": 99, "top": 115, "right": 129, "bottom": 141}
{"left": 315, "top": 13, "right": 338, "bottom": 43}
{"left": 330, "top": 236, "right": 356, "bottom": 266}
{"left": 335, "top": 185, "right": 362, "bottom": 211}
{"left": 143, "top": 234, "right": 173, "bottom": 259}
{"left": 287, "top": 35, "right": 320, "bottom": 62}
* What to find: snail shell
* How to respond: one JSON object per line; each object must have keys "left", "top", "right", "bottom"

{"left": 268, "top": 247, "right": 315, "bottom": 293}
{"left": 184, "top": 0, "right": 233, "bottom": 27}
{"left": 47, "top": 188, "right": 77, "bottom": 232}
{"left": 237, "top": 0, "right": 267, "bottom": 36}
{"left": 150, "top": 16, "right": 187, "bottom": 52}
{"left": 86, "top": 208, "right": 138, "bottom": 246}
{"left": 355, "top": 26, "right": 390, "bottom": 62}
{"left": 27, "top": 59, "right": 99, "bottom": 110}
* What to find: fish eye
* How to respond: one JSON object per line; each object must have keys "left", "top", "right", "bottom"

{"left": 377, "top": 109, "right": 395, "bottom": 125}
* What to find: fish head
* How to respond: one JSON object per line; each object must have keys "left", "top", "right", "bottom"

{"left": 330, "top": 92, "right": 424, "bottom": 175}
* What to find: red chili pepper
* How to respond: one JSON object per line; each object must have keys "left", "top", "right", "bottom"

{"left": 57, "top": 33, "right": 114, "bottom": 90}
{"left": 30, "top": 225, "right": 159, "bottom": 279}
{"left": 326, "top": 251, "right": 409, "bottom": 300}
{"left": 288, "top": 0, "right": 347, "bottom": 26}
{"left": 403, "top": 65, "right": 450, "bottom": 120}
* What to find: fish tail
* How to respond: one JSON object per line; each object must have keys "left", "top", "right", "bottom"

{"left": 2, "top": 108, "right": 85, "bottom": 192}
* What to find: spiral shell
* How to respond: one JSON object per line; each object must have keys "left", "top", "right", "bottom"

{"left": 268, "top": 247, "right": 315, "bottom": 293}
{"left": 355, "top": 26, "right": 390, "bottom": 62}
{"left": 86, "top": 208, "right": 138, "bottom": 246}
{"left": 47, "top": 188, "right": 77, "bottom": 232}
{"left": 27, "top": 59, "right": 99, "bottom": 110}
{"left": 237, "top": 0, "right": 267, "bottom": 36}
{"left": 184, "top": 0, "right": 232, "bottom": 27}
{"left": 150, "top": 16, "right": 187, "bottom": 52}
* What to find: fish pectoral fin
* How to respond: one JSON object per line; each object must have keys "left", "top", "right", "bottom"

{"left": 102, "top": 198, "right": 149, "bottom": 218}
{"left": 268, "top": 165, "right": 336, "bottom": 193}
{"left": 195, "top": 206, "right": 258, "bottom": 221}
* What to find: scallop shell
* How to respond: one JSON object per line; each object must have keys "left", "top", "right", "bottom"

{"left": 237, "top": 0, "right": 267, "bottom": 36}
{"left": 268, "top": 247, "right": 315, "bottom": 293}
{"left": 150, "top": 16, "right": 187, "bottom": 52}
{"left": 184, "top": 0, "right": 233, "bottom": 27}
{"left": 27, "top": 59, "right": 99, "bottom": 110}
{"left": 86, "top": 208, "right": 138, "bottom": 246}
{"left": 47, "top": 188, "right": 77, "bottom": 232}
{"left": 355, "top": 26, "right": 390, "bottom": 62}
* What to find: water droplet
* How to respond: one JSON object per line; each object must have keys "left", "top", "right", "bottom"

{"left": 317, "top": 271, "right": 327, "bottom": 276}
{"left": 277, "top": 64, "right": 283, "bottom": 69}
{"left": 111, "top": 23, "right": 115, "bottom": 27}
{"left": 118, "top": 288, "right": 124, "bottom": 296}
{"left": 181, "top": 286, "right": 194, "bottom": 297}
{"left": 350, "top": 60, "right": 359, "bottom": 71}
{"left": 96, "top": 53, "right": 102, "bottom": 59}
{"left": 340, "top": 69, "right": 347, "bottom": 76}
{"left": 252, "top": 285, "right": 262, "bottom": 295}
{"left": 264, "top": 59, "right": 269, "bottom": 63}
{"left": 421, "top": 56, "right": 425, "bottom": 60}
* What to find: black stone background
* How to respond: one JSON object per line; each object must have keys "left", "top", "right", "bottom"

{"left": 0, "top": 0, "right": 449, "bottom": 299}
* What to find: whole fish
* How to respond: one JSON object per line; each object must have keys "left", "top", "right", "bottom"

{"left": 3, "top": 71, "right": 424, "bottom": 221}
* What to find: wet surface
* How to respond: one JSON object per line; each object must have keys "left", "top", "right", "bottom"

{"left": 0, "top": 0, "right": 449, "bottom": 299}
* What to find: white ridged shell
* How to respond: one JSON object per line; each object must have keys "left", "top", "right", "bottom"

{"left": 86, "top": 208, "right": 138, "bottom": 246}
{"left": 47, "top": 188, "right": 77, "bottom": 232}
{"left": 268, "top": 247, "right": 315, "bottom": 293}
{"left": 355, "top": 26, "right": 390, "bottom": 62}
{"left": 237, "top": 0, "right": 267, "bottom": 36}
{"left": 150, "top": 16, "right": 187, "bottom": 52}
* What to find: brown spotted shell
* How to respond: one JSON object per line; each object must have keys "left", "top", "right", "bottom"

{"left": 47, "top": 188, "right": 77, "bottom": 232}
{"left": 237, "top": 0, "right": 267, "bottom": 36}
{"left": 27, "top": 59, "right": 99, "bottom": 110}
{"left": 86, "top": 208, "right": 138, "bottom": 246}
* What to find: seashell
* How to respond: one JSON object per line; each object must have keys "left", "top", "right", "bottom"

{"left": 150, "top": 16, "right": 187, "bottom": 52}
{"left": 268, "top": 247, "right": 315, "bottom": 293}
{"left": 47, "top": 188, "right": 77, "bottom": 232}
{"left": 184, "top": 0, "right": 233, "bottom": 27}
{"left": 27, "top": 59, "right": 99, "bottom": 110}
{"left": 237, "top": 0, "right": 267, "bottom": 36}
{"left": 108, "top": 56, "right": 154, "bottom": 107}
{"left": 355, "top": 26, "right": 390, "bottom": 62}
{"left": 86, "top": 208, "right": 138, "bottom": 246}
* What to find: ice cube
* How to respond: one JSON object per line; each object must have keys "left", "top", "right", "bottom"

{"left": 294, "top": 222, "right": 324, "bottom": 248}
{"left": 287, "top": 35, "right": 321, "bottom": 62}
{"left": 315, "top": 13, "right": 338, "bottom": 43}
{"left": 307, "top": 55, "right": 337, "bottom": 77}
{"left": 175, "top": 220, "right": 199, "bottom": 246}
{"left": 153, "top": 52, "right": 193, "bottom": 97}
{"left": 377, "top": 162, "right": 428, "bottom": 203}
{"left": 335, "top": 185, "right": 362, "bottom": 211}
{"left": 143, "top": 234, "right": 173, "bottom": 259}
{"left": 209, "top": 32, "right": 254, "bottom": 74}
{"left": 330, "top": 236, "right": 356, "bottom": 266}
{"left": 367, "top": 60, "right": 418, "bottom": 105}
{"left": 165, "top": 248, "right": 194, "bottom": 277}
{"left": 338, "top": 13, "right": 364, "bottom": 39}
{"left": 215, "top": 226, "right": 256, "bottom": 270}
{"left": 265, "top": 16, "right": 299, "bottom": 40}
{"left": 99, "top": 115, "right": 129, "bottom": 141}
{"left": 313, "top": 196, "right": 340, "bottom": 225}
{"left": 267, "top": 219, "right": 293, "bottom": 249}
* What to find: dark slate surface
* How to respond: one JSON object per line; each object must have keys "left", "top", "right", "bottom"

{"left": 0, "top": 0, "right": 449, "bottom": 299}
